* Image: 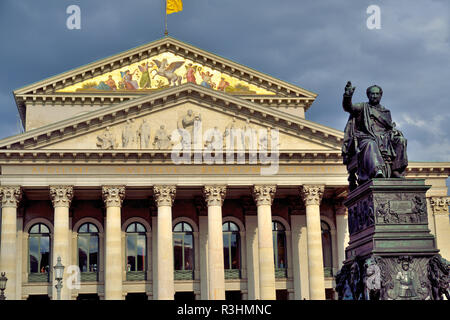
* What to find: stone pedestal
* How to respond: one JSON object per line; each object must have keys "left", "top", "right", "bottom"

{"left": 336, "top": 179, "right": 449, "bottom": 300}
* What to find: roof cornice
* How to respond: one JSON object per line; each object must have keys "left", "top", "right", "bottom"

{"left": 15, "top": 92, "right": 315, "bottom": 112}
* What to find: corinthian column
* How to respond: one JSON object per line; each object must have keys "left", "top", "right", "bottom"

{"left": 0, "top": 186, "right": 21, "bottom": 300}
{"left": 252, "top": 185, "right": 277, "bottom": 300}
{"left": 102, "top": 186, "right": 125, "bottom": 300}
{"left": 50, "top": 186, "right": 73, "bottom": 300}
{"left": 203, "top": 185, "right": 227, "bottom": 300}
{"left": 300, "top": 185, "right": 325, "bottom": 300}
{"left": 430, "top": 196, "right": 450, "bottom": 259}
{"left": 153, "top": 185, "right": 176, "bottom": 300}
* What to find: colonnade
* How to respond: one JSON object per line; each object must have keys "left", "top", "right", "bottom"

{"left": 0, "top": 184, "right": 338, "bottom": 300}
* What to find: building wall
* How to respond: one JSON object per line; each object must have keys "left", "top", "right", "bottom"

{"left": 7, "top": 197, "right": 344, "bottom": 300}
{"left": 25, "top": 105, "right": 103, "bottom": 131}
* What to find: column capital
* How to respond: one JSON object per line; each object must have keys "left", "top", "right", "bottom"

{"left": 102, "top": 185, "right": 125, "bottom": 208}
{"left": 0, "top": 186, "right": 22, "bottom": 208}
{"left": 50, "top": 186, "right": 73, "bottom": 208}
{"left": 429, "top": 196, "right": 450, "bottom": 216}
{"left": 153, "top": 185, "right": 176, "bottom": 207}
{"left": 300, "top": 185, "right": 324, "bottom": 206}
{"left": 203, "top": 185, "right": 227, "bottom": 207}
{"left": 252, "top": 185, "right": 277, "bottom": 206}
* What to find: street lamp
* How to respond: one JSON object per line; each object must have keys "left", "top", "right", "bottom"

{"left": 0, "top": 272, "right": 7, "bottom": 300}
{"left": 53, "top": 256, "right": 65, "bottom": 300}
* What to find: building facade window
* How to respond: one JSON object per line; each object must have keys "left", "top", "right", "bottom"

{"left": 28, "top": 223, "right": 51, "bottom": 282}
{"left": 173, "top": 222, "right": 194, "bottom": 280}
{"left": 126, "top": 222, "right": 147, "bottom": 281}
{"left": 223, "top": 221, "right": 241, "bottom": 279}
{"left": 321, "top": 221, "right": 333, "bottom": 277}
{"left": 272, "top": 221, "right": 287, "bottom": 278}
{"left": 77, "top": 223, "right": 99, "bottom": 281}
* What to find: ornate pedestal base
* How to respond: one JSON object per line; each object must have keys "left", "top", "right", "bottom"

{"left": 336, "top": 179, "right": 449, "bottom": 300}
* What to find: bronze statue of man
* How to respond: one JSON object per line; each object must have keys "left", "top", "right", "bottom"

{"left": 342, "top": 81, "right": 408, "bottom": 188}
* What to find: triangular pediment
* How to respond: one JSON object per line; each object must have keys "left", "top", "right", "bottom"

{"left": 14, "top": 37, "right": 316, "bottom": 99}
{"left": 2, "top": 84, "right": 342, "bottom": 153}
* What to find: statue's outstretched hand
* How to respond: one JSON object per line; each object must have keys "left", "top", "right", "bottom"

{"left": 344, "top": 81, "right": 356, "bottom": 96}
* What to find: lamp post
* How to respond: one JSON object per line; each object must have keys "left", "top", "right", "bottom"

{"left": 53, "top": 256, "right": 65, "bottom": 300}
{"left": 0, "top": 272, "right": 7, "bottom": 300}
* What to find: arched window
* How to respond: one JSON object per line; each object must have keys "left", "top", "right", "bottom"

{"left": 173, "top": 222, "right": 194, "bottom": 280}
{"left": 321, "top": 221, "right": 333, "bottom": 276}
{"left": 272, "top": 221, "right": 287, "bottom": 278}
{"left": 28, "top": 223, "right": 51, "bottom": 282}
{"left": 77, "top": 223, "right": 99, "bottom": 281}
{"left": 126, "top": 222, "right": 147, "bottom": 281}
{"left": 223, "top": 221, "right": 241, "bottom": 279}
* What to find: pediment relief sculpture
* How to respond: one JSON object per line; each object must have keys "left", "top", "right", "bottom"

{"left": 93, "top": 112, "right": 281, "bottom": 151}
{"left": 139, "top": 119, "right": 151, "bottom": 148}
{"left": 153, "top": 125, "right": 172, "bottom": 150}
{"left": 27, "top": 99, "right": 337, "bottom": 152}
{"left": 57, "top": 52, "right": 275, "bottom": 95}
{"left": 96, "top": 126, "right": 115, "bottom": 149}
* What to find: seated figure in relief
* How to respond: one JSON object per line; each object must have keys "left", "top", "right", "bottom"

{"left": 96, "top": 127, "right": 115, "bottom": 149}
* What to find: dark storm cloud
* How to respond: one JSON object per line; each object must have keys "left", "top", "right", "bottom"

{"left": 0, "top": 0, "right": 449, "bottom": 162}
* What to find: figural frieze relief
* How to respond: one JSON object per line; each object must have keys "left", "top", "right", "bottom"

{"left": 93, "top": 108, "right": 286, "bottom": 152}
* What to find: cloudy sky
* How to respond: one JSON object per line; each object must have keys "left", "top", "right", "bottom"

{"left": 0, "top": 0, "right": 449, "bottom": 166}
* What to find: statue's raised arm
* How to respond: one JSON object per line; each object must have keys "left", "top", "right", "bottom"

{"left": 344, "top": 81, "right": 355, "bottom": 96}
{"left": 343, "top": 81, "right": 357, "bottom": 113}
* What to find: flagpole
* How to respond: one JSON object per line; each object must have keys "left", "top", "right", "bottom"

{"left": 164, "top": 0, "right": 168, "bottom": 36}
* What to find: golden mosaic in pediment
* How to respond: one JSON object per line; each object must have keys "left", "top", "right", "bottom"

{"left": 56, "top": 52, "right": 275, "bottom": 95}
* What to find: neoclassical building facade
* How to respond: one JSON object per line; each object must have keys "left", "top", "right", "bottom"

{"left": 0, "top": 37, "right": 449, "bottom": 300}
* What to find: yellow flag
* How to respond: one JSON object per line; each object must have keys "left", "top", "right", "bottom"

{"left": 166, "top": 0, "right": 183, "bottom": 14}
